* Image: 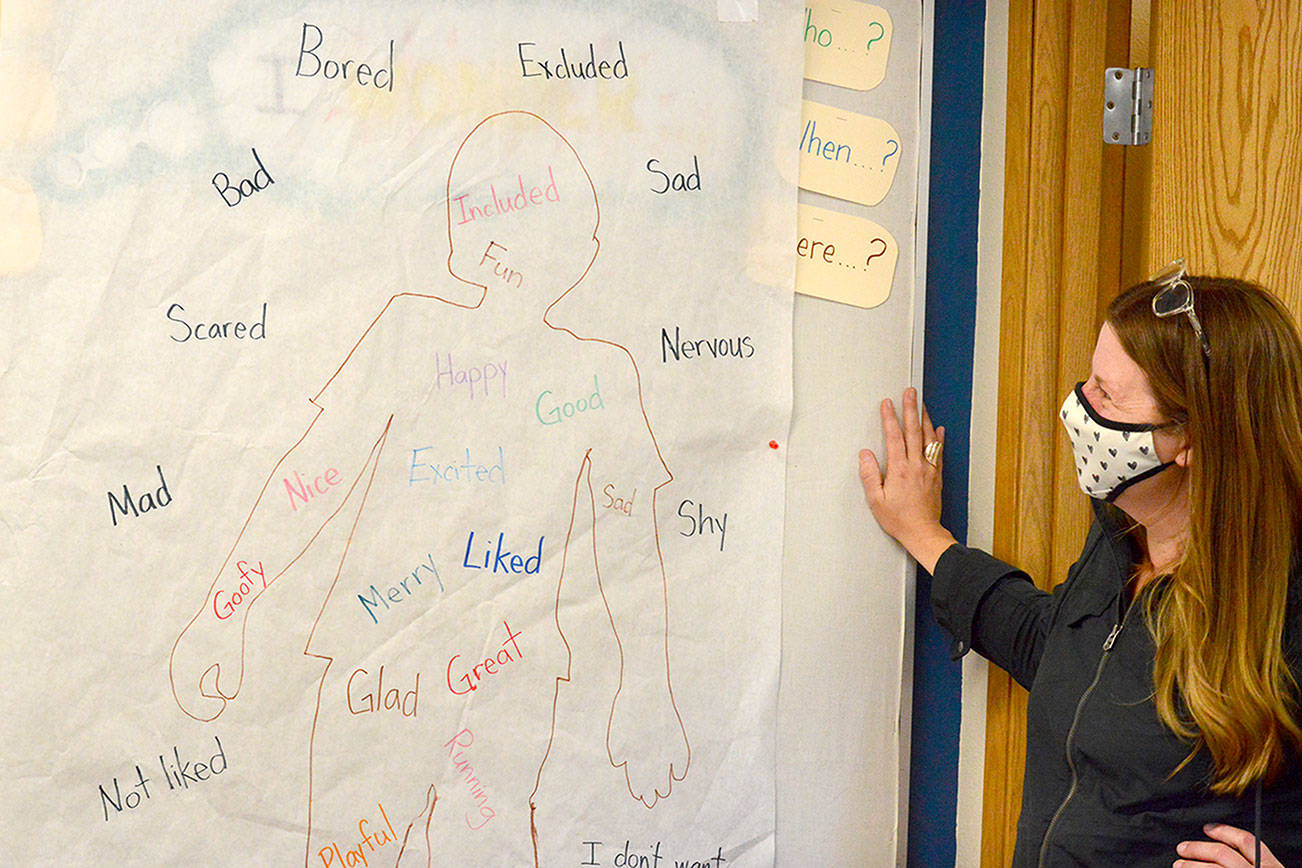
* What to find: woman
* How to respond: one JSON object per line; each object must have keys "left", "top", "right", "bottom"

{"left": 859, "top": 267, "right": 1302, "bottom": 867}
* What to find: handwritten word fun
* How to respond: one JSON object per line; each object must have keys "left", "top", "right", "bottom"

{"left": 446, "top": 621, "right": 524, "bottom": 696}
{"left": 108, "top": 464, "right": 172, "bottom": 527}
{"left": 409, "top": 446, "right": 505, "bottom": 486}
{"left": 296, "top": 23, "right": 394, "bottom": 91}
{"left": 678, "top": 499, "right": 728, "bottom": 551}
{"left": 454, "top": 169, "right": 560, "bottom": 225}
{"left": 436, "top": 353, "right": 508, "bottom": 400}
{"left": 518, "top": 41, "right": 629, "bottom": 80}
{"left": 479, "top": 241, "right": 523, "bottom": 288}
{"left": 212, "top": 148, "right": 274, "bottom": 207}
{"left": 445, "top": 729, "right": 496, "bottom": 829}
{"left": 317, "top": 804, "right": 398, "bottom": 867}
{"left": 357, "top": 553, "right": 442, "bottom": 625}
{"left": 536, "top": 375, "right": 604, "bottom": 425}
{"left": 348, "top": 665, "right": 419, "bottom": 717}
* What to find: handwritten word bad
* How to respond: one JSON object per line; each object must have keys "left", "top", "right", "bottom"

{"left": 462, "top": 530, "right": 543, "bottom": 574}
{"left": 296, "top": 23, "right": 394, "bottom": 91}
{"left": 602, "top": 483, "right": 636, "bottom": 516}
{"left": 518, "top": 41, "right": 629, "bottom": 80}
{"left": 285, "top": 467, "right": 341, "bottom": 511}
{"left": 446, "top": 621, "right": 524, "bottom": 696}
{"left": 108, "top": 464, "right": 172, "bottom": 527}
{"left": 98, "top": 736, "right": 228, "bottom": 821}
{"left": 409, "top": 446, "right": 505, "bottom": 486}
{"left": 661, "top": 326, "right": 755, "bottom": 362}
{"left": 358, "top": 553, "right": 443, "bottom": 625}
{"left": 678, "top": 499, "right": 728, "bottom": 551}
{"left": 647, "top": 156, "right": 700, "bottom": 193}
{"left": 213, "top": 560, "right": 266, "bottom": 620}
{"left": 536, "top": 375, "right": 604, "bottom": 425}
{"left": 453, "top": 168, "right": 560, "bottom": 225}
{"left": 436, "top": 353, "right": 508, "bottom": 400}
{"left": 445, "top": 729, "right": 496, "bottom": 829}
{"left": 317, "top": 803, "right": 398, "bottom": 867}
{"left": 212, "top": 148, "right": 274, "bottom": 207}
{"left": 167, "top": 302, "right": 267, "bottom": 342}
{"left": 348, "top": 665, "right": 419, "bottom": 717}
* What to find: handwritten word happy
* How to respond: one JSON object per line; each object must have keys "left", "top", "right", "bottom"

{"left": 435, "top": 353, "right": 507, "bottom": 400}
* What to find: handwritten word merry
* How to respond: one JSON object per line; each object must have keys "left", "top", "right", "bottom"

{"left": 98, "top": 736, "right": 228, "bottom": 822}
{"left": 661, "top": 327, "right": 755, "bottom": 362}
{"left": 453, "top": 168, "right": 560, "bottom": 225}
{"left": 409, "top": 446, "right": 505, "bottom": 486}
{"left": 285, "top": 467, "right": 341, "bottom": 511}
{"left": 518, "top": 41, "right": 629, "bottom": 80}
{"left": 167, "top": 302, "right": 267, "bottom": 342}
{"left": 213, "top": 560, "right": 266, "bottom": 620}
{"left": 436, "top": 353, "right": 507, "bottom": 400}
{"left": 109, "top": 464, "right": 173, "bottom": 527}
{"left": 348, "top": 665, "right": 419, "bottom": 717}
{"left": 462, "top": 531, "right": 543, "bottom": 575}
{"left": 536, "top": 375, "right": 604, "bottom": 425}
{"left": 296, "top": 23, "right": 394, "bottom": 91}
{"left": 445, "top": 729, "right": 496, "bottom": 829}
{"left": 317, "top": 803, "right": 398, "bottom": 867}
{"left": 446, "top": 621, "right": 523, "bottom": 696}
{"left": 358, "top": 553, "right": 442, "bottom": 625}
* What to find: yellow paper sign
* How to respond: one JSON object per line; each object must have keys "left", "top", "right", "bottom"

{"left": 795, "top": 204, "right": 898, "bottom": 308}
{"left": 802, "top": 1, "right": 893, "bottom": 91}
{"left": 798, "top": 101, "right": 899, "bottom": 206}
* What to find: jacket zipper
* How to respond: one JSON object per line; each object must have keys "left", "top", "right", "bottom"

{"left": 1036, "top": 607, "right": 1131, "bottom": 867}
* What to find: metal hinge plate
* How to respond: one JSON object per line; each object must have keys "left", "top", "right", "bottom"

{"left": 1103, "top": 67, "right": 1153, "bottom": 145}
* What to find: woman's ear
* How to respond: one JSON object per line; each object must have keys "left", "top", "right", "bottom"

{"left": 1173, "top": 438, "right": 1192, "bottom": 468}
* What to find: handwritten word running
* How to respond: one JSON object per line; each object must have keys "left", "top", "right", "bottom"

{"left": 444, "top": 729, "right": 496, "bottom": 829}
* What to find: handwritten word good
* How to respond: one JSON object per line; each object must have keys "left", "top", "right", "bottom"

{"left": 317, "top": 804, "right": 398, "bottom": 867}
{"left": 678, "top": 499, "right": 728, "bottom": 551}
{"left": 347, "top": 665, "right": 419, "bottom": 717}
{"left": 462, "top": 531, "right": 543, "bottom": 575}
{"left": 167, "top": 302, "right": 267, "bottom": 342}
{"left": 212, "top": 148, "right": 274, "bottom": 208}
{"left": 98, "top": 737, "right": 229, "bottom": 822}
{"left": 581, "top": 841, "right": 728, "bottom": 868}
{"left": 284, "top": 467, "right": 341, "bottom": 511}
{"left": 409, "top": 446, "right": 505, "bottom": 487}
{"left": 661, "top": 327, "right": 755, "bottom": 362}
{"left": 536, "top": 375, "right": 604, "bottom": 425}
{"left": 296, "top": 23, "right": 394, "bottom": 91}
{"left": 358, "top": 553, "right": 443, "bottom": 625}
{"left": 213, "top": 560, "right": 266, "bottom": 620}
{"left": 518, "top": 41, "right": 629, "bottom": 80}
{"left": 601, "top": 483, "right": 635, "bottom": 516}
{"left": 479, "top": 241, "right": 523, "bottom": 288}
{"left": 647, "top": 156, "right": 700, "bottom": 194}
{"left": 454, "top": 169, "right": 560, "bottom": 225}
{"left": 446, "top": 621, "right": 524, "bottom": 697}
{"left": 436, "top": 353, "right": 508, "bottom": 400}
{"left": 108, "top": 464, "right": 172, "bottom": 527}
{"left": 445, "top": 729, "right": 496, "bottom": 829}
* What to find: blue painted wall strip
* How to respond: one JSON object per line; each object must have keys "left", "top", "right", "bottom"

{"left": 910, "top": 0, "right": 986, "bottom": 865}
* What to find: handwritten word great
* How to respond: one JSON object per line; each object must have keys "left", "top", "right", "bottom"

{"left": 453, "top": 168, "right": 560, "bottom": 225}
{"left": 358, "top": 553, "right": 443, "bottom": 625}
{"left": 317, "top": 803, "right": 398, "bottom": 867}
{"left": 445, "top": 729, "right": 496, "bottom": 829}
{"left": 446, "top": 621, "right": 524, "bottom": 696}
{"left": 108, "top": 464, "right": 172, "bottom": 527}
{"left": 296, "top": 23, "right": 394, "bottom": 91}
{"left": 661, "top": 326, "right": 755, "bottom": 362}
{"left": 98, "top": 736, "right": 228, "bottom": 822}
{"left": 167, "top": 302, "right": 267, "bottom": 342}
{"left": 409, "top": 446, "right": 505, "bottom": 486}
{"left": 518, "top": 41, "right": 629, "bottom": 80}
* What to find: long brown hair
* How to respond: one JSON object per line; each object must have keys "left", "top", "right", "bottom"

{"left": 1109, "top": 276, "right": 1302, "bottom": 794}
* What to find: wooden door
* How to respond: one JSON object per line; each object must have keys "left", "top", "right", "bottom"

{"left": 985, "top": 1, "right": 1302, "bottom": 865}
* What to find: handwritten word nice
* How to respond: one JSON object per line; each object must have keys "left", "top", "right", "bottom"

{"left": 446, "top": 621, "right": 523, "bottom": 697}
{"left": 452, "top": 167, "right": 559, "bottom": 226}
{"left": 296, "top": 23, "right": 394, "bottom": 91}
{"left": 317, "top": 803, "right": 399, "bottom": 868}
{"left": 462, "top": 530, "right": 543, "bottom": 574}
{"left": 517, "top": 41, "right": 629, "bottom": 80}
{"left": 435, "top": 353, "right": 507, "bottom": 400}
{"left": 98, "top": 736, "right": 228, "bottom": 822}
{"left": 285, "top": 467, "right": 343, "bottom": 511}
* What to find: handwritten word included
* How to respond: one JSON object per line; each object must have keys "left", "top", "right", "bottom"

{"left": 167, "top": 302, "right": 267, "bottom": 342}
{"left": 212, "top": 147, "right": 274, "bottom": 208}
{"left": 347, "top": 665, "right": 419, "bottom": 717}
{"left": 462, "top": 530, "right": 543, "bottom": 575}
{"left": 536, "top": 375, "right": 604, "bottom": 426}
{"left": 661, "top": 326, "right": 755, "bottom": 362}
{"left": 446, "top": 621, "right": 523, "bottom": 697}
{"left": 296, "top": 23, "right": 394, "bottom": 91}
{"left": 518, "top": 41, "right": 629, "bottom": 81}
{"left": 99, "top": 736, "right": 229, "bottom": 822}
{"left": 601, "top": 483, "right": 636, "bottom": 516}
{"left": 317, "top": 803, "right": 399, "bottom": 867}
{"left": 453, "top": 168, "right": 560, "bottom": 225}
{"left": 108, "top": 464, "right": 172, "bottom": 527}
{"left": 445, "top": 729, "right": 496, "bottom": 829}
{"left": 678, "top": 499, "right": 728, "bottom": 552}
{"left": 213, "top": 560, "right": 266, "bottom": 621}
{"left": 357, "top": 553, "right": 443, "bottom": 625}
{"left": 409, "top": 446, "right": 505, "bottom": 487}
{"left": 435, "top": 352, "right": 508, "bottom": 400}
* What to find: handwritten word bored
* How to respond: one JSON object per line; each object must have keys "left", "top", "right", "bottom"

{"left": 296, "top": 23, "right": 394, "bottom": 91}
{"left": 98, "top": 736, "right": 228, "bottom": 822}
{"left": 358, "top": 553, "right": 443, "bottom": 625}
{"left": 445, "top": 729, "right": 495, "bottom": 829}
{"left": 108, "top": 464, "right": 172, "bottom": 527}
{"left": 317, "top": 803, "right": 398, "bottom": 867}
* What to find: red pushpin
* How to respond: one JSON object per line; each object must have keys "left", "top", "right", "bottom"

{"left": 769, "top": 440, "right": 780, "bottom": 450}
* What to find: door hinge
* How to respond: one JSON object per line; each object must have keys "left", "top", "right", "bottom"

{"left": 1103, "top": 67, "right": 1153, "bottom": 145}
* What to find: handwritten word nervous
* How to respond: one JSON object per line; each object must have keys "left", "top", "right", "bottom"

{"left": 445, "top": 729, "right": 496, "bottom": 829}
{"left": 98, "top": 736, "right": 228, "bottom": 822}
{"left": 108, "top": 465, "right": 173, "bottom": 527}
{"left": 446, "top": 621, "right": 524, "bottom": 696}
{"left": 296, "top": 23, "right": 394, "bottom": 91}
{"left": 317, "top": 804, "right": 399, "bottom": 868}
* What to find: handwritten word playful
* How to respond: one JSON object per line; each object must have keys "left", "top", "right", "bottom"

{"left": 445, "top": 729, "right": 496, "bottom": 829}
{"left": 518, "top": 41, "right": 629, "bottom": 80}
{"left": 348, "top": 665, "right": 419, "bottom": 717}
{"left": 108, "top": 464, "right": 172, "bottom": 527}
{"left": 453, "top": 169, "right": 559, "bottom": 225}
{"left": 167, "top": 302, "right": 267, "bottom": 342}
{"left": 317, "top": 803, "right": 398, "bottom": 867}
{"left": 462, "top": 531, "right": 543, "bottom": 575}
{"left": 446, "top": 621, "right": 524, "bottom": 697}
{"left": 285, "top": 467, "right": 341, "bottom": 511}
{"left": 661, "top": 327, "right": 755, "bottom": 362}
{"left": 601, "top": 483, "right": 636, "bottom": 516}
{"left": 296, "top": 23, "right": 394, "bottom": 91}
{"left": 436, "top": 353, "right": 508, "bottom": 400}
{"left": 581, "top": 840, "right": 727, "bottom": 868}
{"left": 536, "top": 375, "right": 604, "bottom": 425}
{"left": 212, "top": 148, "right": 274, "bottom": 207}
{"left": 98, "top": 736, "right": 228, "bottom": 822}
{"left": 409, "top": 446, "right": 505, "bottom": 486}
{"left": 647, "top": 156, "right": 700, "bottom": 193}
{"left": 213, "top": 560, "right": 266, "bottom": 620}
{"left": 678, "top": 499, "right": 728, "bottom": 551}
{"left": 358, "top": 553, "right": 443, "bottom": 625}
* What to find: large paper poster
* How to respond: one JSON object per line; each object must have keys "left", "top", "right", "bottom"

{"left": 0, "top": 2, "right": 801, "bottom": 865}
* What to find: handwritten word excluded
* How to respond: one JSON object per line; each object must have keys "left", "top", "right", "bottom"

{"left": 348, "top": 665, "right": 419, "bottom": 717}
{"left": 212, "top": 148, "right": 274, "bottom": 208}
{"left": 296, "top": 23, "right": 394, "bottom": 91}
{"left": 445, "top": 729, "right": 496, "bottom": 829}
{"left": 98, "top": 736, "right": 228, "bottom": 822}
{"left": 462, "top": 531, "right": 543, "bottom": 575}
{"left": 108, "top": 464, "right": 172, "bottom": 527}
{"left": 317, "top": 803, "right": 398, "bottom": 867}
{"left": 435, "top": 353, "right": 508, "bottom": 400}
{"left": 518, "top": 41, "right": 629, "bottom": 80}
{"left": 536, "top": 375, "right": 604, "bottom": 425}
{"left": 678, "top": 499, "right": 728, "bottom": 551}
{"left": 446, "top": 621, "right": 524, "bottom": 697}
{"left": 358, "top": 553, "right": 443, "bottom": 625}
{"left": 453, "top": 168, "right": 559, "bottom": 225}
{"left": 409, "top": 446, "right": 505, "bottom": 486}
{"left": 167, "top": 302, "right": 267, "bottom": 342}
{"left": 661, "top": 326, "right": 755, "bottom": 362}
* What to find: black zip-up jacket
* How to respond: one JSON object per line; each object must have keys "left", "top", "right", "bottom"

{"left": 932, "top": 501, "right": 1302, "bottom": 866}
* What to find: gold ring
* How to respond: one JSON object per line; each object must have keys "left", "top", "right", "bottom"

{"left": 924, "top": 440, "right": 942, "bottom": 466}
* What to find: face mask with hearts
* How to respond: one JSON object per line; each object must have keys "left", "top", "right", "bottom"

{"left": 1060, "top": 383, "right": 1176, "bottom": 501}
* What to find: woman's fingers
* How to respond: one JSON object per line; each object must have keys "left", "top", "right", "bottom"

{"left": 880, "top": 397, "right": 906, "bottom": 467}
{"left": 902, "top": 387, "right": 924, "bottom": 460}
{"left": 922, "top": 404, "right": 937, "bottom": 446}
{"left": 1176, "top": 824, "right": 1283, "bottom": 868}
{"left": 858, "top": 449, "right": 883, "bottom": 507}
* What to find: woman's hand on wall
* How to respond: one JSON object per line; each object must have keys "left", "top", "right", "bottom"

{"left": 1176, "top": 823, "right": 1284, "bottom": 868}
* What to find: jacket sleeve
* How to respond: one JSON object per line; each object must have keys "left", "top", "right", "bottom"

{"left": 930, "top": 543, "right": 1058, "bottom": 690}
